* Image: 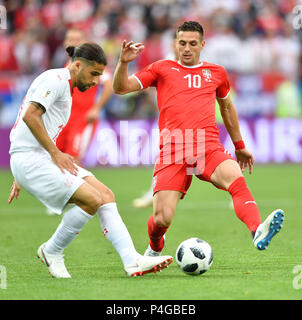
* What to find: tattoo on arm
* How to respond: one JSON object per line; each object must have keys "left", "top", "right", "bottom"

{"left": 30, "top": 101, "right": 46, "bottom": 113}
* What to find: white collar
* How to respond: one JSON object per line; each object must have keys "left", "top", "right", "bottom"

{"left": 177, "top": 60, "right": 204, "bottom": 68}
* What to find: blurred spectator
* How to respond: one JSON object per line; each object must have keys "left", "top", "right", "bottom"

{"left": 0, "top": 30, "right": 18, "bottom": 71}
{"left": 13, "top": 0, "right": 41, "bottom": 31}
{"left": 1, "top": 0, "right": 302, "bottom": 125}
{"left": 13, "top": 15, "right": 49, "bottom": 74}
{"left": 62, "top": 0, "right": 94, "bottom": 26}
{"left": 41, "top": 0, "right": 62, "bottom": 29}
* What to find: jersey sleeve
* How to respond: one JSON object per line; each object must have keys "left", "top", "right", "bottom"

{"left": 29, "top": 77, "right": 64, "bottom": 111}
{"left": 133, "top": 61, "right": 159, "bottom": 89}
{"left": 216, "top": 67, "right": 230, "bottom": 99}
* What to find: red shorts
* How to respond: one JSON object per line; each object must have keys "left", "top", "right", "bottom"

{"left": 152, "top": 142, "right": 235, "bottom": 198}
{"left": 56, "top": 120, "right": 98, "bottom": 159}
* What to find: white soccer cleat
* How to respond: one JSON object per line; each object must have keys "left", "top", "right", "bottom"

{"left": 124, "top": 254, "right": 173, "bottom": 277}
{"left": 37, "top": 243, "right": 71, "bottom": 278}
{"left": 144, "top": 245, "right": 162, "bottom": 257}
{"left": 144, "top": 235, "right": 166, "bottom": 257}
{"left": 132, "top": 189, "right": 153, "bottom": 209}
{"left": 253, "top": 209, "right": 284, "bottom": 250}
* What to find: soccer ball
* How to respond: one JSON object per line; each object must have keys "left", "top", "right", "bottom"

{"left": 175, "top": 238, "right": 213, "bottom": 275}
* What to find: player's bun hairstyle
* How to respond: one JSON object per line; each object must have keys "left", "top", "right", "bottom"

{"left": 66, "top": 42, "right": 107, "bottom": 66}
{"left": 177, "top": 21, "right": 204, "bottom": 39}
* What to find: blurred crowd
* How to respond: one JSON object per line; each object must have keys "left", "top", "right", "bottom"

{"left": 1, "top": 0, "right": 302, "bottom": 123}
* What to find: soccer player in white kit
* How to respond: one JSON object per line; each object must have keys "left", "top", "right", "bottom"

{"left": 8, "top": 42, "right": 172, "bottom": 278}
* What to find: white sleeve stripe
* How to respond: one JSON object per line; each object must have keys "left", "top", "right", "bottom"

{"left": 132, "top": 75, "right": 144, "bottom": 89}
{"left": 217, "top": 90, "right": 230, "bottom": 100}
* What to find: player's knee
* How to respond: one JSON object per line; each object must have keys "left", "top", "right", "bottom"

{"left": 82, "top": 187, "right": 115, "bottom": 214}
{"left": 211, "top": 160, "right": 243, "bottom": 190}
{"left": 85, "top": 192, "right": 103, "bottom": 214}
{"left": 225, "top": 171, "right": 244, "bottom": 190}
{"left": 154, "top": 207, "right": 174, "bottom": 227}
{"left": 100, "top": 187, "right": 115, "bottom": 205}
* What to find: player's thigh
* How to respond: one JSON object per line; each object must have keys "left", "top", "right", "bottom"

{"left": 10, "top": 152, "right": 91, "bottom": 215}
{"left": 153, "top": 190, "right": 182, "bottom": 226}
{"left": 210, "top": 159, "right": 243, "bottom": 190}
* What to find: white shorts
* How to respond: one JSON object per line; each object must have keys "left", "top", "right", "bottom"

{"left": 10, "top": 150, "right": 94, "bottom": 214}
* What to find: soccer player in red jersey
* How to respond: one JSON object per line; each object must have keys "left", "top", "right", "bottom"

{"left": 113, "top": 21, "right": 285, "bottom": 253}
{"left": 56, "top": 28, "right": 113, "bottom": 165}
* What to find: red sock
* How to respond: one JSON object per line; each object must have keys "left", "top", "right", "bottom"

{"left": 147, "top": 215, "right": 169, "bottom": 252}
{"left": 228, "top": 177, "right": 261, "bottom": 235}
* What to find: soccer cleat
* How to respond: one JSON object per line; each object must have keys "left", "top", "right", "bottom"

{"left": 37, "top": 243, "right": 71, "bottom": 278}
{"left": 124, "top": 254, "right": 173, "bottom": 277}
{"left": 132, "top": 189, "right": 153, "bottom": 209}
{"left": 144, "top": 235, "right": 166, "bottom": 257}
{"left": 253, "top": 209, "right": 284, "bottom": 250}
{"left": 144, "top": 245, "right": 162, "bottom": 257}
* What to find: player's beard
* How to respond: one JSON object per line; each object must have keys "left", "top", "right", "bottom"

{"left": 76, "top": 71, "right": 90, "bottom": 92}
{"left": 76, "top": 78, "right": 89, "bottom": 92}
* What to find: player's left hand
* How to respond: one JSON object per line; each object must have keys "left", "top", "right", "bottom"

{"left": 120, "top": 40, "right": 145, "bottom": 63}
{"left": 235, "top": 148, "right": 254, "bottom": 174}
{"left": 8, "top": 180, "right": 21, "bottom": 204}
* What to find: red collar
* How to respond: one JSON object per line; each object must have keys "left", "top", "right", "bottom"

{"left": 68, "top": 79, "right": 74, "bottom": 96}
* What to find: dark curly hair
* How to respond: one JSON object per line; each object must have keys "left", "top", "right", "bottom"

{"left": 177, "top": 21, "right": 204, "bottom": 40}
{"left": 66, "top": 42, "right": 107, "bottom": 66}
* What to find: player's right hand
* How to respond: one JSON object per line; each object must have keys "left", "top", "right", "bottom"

{"left": 8, "top": 180, "right": 21, "bottom": 204}
{"left": 120, "top": 40, "right": 144, "bottom": 63}
{"left": 51, "top": 151, "right": 79, "bottom": 176}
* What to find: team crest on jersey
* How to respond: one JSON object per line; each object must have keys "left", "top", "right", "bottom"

{"left": 45, "top": 90, "right": 51, "bottom": 97}
{"left": 202, "top": 69, "right": 212, "bottom": 82}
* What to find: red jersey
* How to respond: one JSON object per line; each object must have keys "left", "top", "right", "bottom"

{"left": 134, "top": 60, "right": 230, "bottom": 145}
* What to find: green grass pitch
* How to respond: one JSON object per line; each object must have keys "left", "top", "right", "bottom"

{"left": 0, "top": 164, "right": 301, "bottom": 300}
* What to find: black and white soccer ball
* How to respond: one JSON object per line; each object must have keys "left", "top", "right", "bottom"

{"left": 176, "top": 238, "right": 213, "bottom": 275}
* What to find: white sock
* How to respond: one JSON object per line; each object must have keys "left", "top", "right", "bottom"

{"left": 97, "top": 202, "right": 139, "bottom": 267}
{"left": 44, "top": 206, "right": 93, "bottom": 255}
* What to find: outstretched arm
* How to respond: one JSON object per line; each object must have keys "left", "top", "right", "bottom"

{"left": 113, "top": 40, "right": 144, "bottom": 95}
{"left": 217, "top": 96, "right": 254, "bottom": 174}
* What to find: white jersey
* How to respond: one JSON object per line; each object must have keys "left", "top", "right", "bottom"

{"left": 9, "top": 68, "right": 73, "bottom": 154}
